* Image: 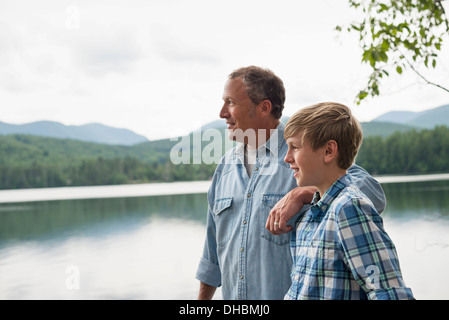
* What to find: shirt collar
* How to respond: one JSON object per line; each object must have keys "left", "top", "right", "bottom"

{"left": 310, "top": 174, "right": 352, "bottom": 221}
{"left": 232, "top": 122, "right": 285, "bottom": 161}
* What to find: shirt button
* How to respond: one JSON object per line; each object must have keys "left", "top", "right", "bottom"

{"left": 240, "top": 276, "right": 244, "bottom": 280}
{"left": 243, "top": 220, "right": 247, "bottom": 224}
{"left": 255, "top": 167, "right": 258, "bottom": 171}
{"left": 240, "top": 248, "right": 244, "bottom": 252}
{"left": 247, "top": 193, "right": 251, "bottom": 198}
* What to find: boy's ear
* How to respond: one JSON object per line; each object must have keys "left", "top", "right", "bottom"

{"left": 323, "top": 140, "right": 338, "bottom": 164}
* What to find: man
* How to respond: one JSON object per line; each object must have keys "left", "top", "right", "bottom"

{"left": 195, "top": 66, "right": 386, "bottom": 300}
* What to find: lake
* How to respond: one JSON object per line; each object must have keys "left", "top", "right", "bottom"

{"left": 1, "top": 178, "right": 449, "bottom": 300}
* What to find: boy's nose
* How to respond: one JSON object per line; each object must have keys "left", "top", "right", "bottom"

{"left": 284, "top": 150, "right": 293, "bottom": 164}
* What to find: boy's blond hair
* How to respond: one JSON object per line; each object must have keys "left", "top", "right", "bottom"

{"left": 284, "top": 102, "right": 363, "bottom": 170}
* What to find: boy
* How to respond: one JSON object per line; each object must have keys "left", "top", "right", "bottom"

{"left": 282, "top": 102, "right": 414, "bottom": 300}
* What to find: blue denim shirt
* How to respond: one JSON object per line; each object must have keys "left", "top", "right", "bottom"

{"left": 196, "top": 122, "right": 386, "bottom": 300}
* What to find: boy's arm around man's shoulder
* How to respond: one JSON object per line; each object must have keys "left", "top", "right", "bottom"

{"left": 266, "top": 164, "right": 386, "bottom": 236}
{"left": 266, "top": 186, "right": 317, "bottom": 235}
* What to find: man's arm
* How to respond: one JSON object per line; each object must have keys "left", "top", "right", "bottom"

{"left": 196, "top": 174, "right": 222, "bottom": 299}
{"left": 265, "top": 186, "right": 316, "bottom": 235}
{"left": 198, "top": 282, "right": 217, "bottom": 300}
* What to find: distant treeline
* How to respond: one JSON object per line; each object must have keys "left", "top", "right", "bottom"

{"left": 357, "top": 125, "right": 449, "bottom": 175}
{"left": 0, "top": 126, "right": 448, "bottom": 189}
{"left": 0, "top": 158, "right": 215, "bottom": 189}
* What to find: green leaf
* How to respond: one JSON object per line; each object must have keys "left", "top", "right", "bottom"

{"left": 371, "top": 50, "right": 380, "bottom": 61}
{"left": 396, "top": 66, "right": 403, "bottom": 74}
{"left": 379, "top": 3, "right": 388, "bottom": 12}
{"left": 362, "top": 50, "right": 371, "bottom": 62}
{"left": 432, "top": 59, "right": 437, "bottom": 68}
{"left": 379, "top": 51, "right": 388, "bottom": 62}
{"left": 350, "top": 24, "right": 361, "bottom": 31}
{"left": 358, "top": 90, "right": 368, "bottom": 100}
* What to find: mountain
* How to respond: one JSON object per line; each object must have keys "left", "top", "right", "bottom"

{"left": 282, "top": 115, "right": 415, "bottom": 138}
{"left": 3, "top": 103, "right": 447, "bottom": 148}
{"left": 406, "top": 104, "right": 449, "bottom": 128}
{"left": 360, "top": 121, "right": 417, "bottom": 138}
{"left": 2, "top": 113, "right": 449, "bottom": 189}
{"left": 195, "top": 116, "right": 418, "bottom": 139}
{"left": 371, "top": 111, "right": 417, "bottom": 124}
{"left": 0, "top": 121, "right": 148, "bottom": 146}
{"left": 371, "top": 104, "right": 449, "bottom": 129}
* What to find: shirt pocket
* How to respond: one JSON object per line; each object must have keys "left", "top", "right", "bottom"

{"left": 212, "top": 197, "right": 234, "bottom": 247}
{"left": 306, "top": 240, "right": 341, "bottom": 287}
{"left": 261, "top": 193, "right": 291, "bottom": 246}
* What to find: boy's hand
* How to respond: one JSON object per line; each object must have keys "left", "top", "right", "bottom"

{"left": 265, "top": 186, "right": 316, "bottom": 235}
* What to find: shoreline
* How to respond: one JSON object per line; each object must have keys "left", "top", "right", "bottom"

{"left": 0, "top": 180, "right": 212, "bottom": 204}
{"left": 0, "top": 173, "right": 449, "bottom": 204}
{"left": 374, "top": 172, "right": 449, "bottom": 184}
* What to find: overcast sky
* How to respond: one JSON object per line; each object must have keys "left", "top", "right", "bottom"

{"left": 1, "top": 0, "right": 448, "bottom": 140}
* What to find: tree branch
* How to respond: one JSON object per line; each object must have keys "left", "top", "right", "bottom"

{"left": 403, "top": 57, "right": 449, "bottom": 93}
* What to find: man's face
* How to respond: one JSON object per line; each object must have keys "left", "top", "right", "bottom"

{"left": 220, "top": 77, "right": 260, "bottom": 142}
{"left": 284, "top": 133, "right": 325, "bottom": 187}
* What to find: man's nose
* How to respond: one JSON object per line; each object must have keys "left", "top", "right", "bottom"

{"left": 219, "top": 104, "right": 229, "bottom": 119}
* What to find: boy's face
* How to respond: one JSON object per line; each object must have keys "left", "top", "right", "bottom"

{"left": 285, "top": 132, "right": 326, "bottom": 188}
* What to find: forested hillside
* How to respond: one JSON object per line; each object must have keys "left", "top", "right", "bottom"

{"left": 357, "top": 125, "right": 449, "bottom": 175}
{"left": 1, "top": 125, "right": 448, "bottom": 189}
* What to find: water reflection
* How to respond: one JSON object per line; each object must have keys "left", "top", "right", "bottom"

{"left": 382, "top": 180, "right": 449, "bottom": 220}
{"left": 379, "top": 180, "right": 449, "bottom": 300}
{"left": 0, "top": 193, "right": 210, "bottom": 300}
{"left": 0, "top": 180, "right": 449, "bottom": 300}
{"left": 0, "top": 193, "right": 208, "bottom": 247}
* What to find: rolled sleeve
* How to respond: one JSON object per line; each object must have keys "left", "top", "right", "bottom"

{"left": 368, "top": 287, "right": 415, "bottom": 300}
{"left": 196, "top": 173, "right": 222, "bottom": 288}
{"left": 196, "top": 257, "right": 221, "bottom": 288}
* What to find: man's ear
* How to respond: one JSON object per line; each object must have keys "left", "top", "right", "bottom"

{"left": 323, "top": 140, "right": 338, "bottom": 164}
{"left": 258, "top": 99, "right": 272, "bottom": 117}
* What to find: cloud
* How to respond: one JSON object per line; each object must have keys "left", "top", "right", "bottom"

{"left": 0, "top": 21, "right": 61, "bottom": 93}
{"left": 67, "top": 25, "right": 144, "bottom": 76}
{"left": 0, "top": 0, "right": 448, "bottom": 141}
{"left": 149, "top": 23, "right": 222, "bottom": 65}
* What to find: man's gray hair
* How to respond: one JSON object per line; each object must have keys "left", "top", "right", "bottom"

{"left": 229, "top": 66, "right": 285, "bottom": 119}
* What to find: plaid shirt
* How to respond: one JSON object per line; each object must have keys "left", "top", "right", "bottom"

{"left": 285, "top": 174, "right": 414, "bottom": 300}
